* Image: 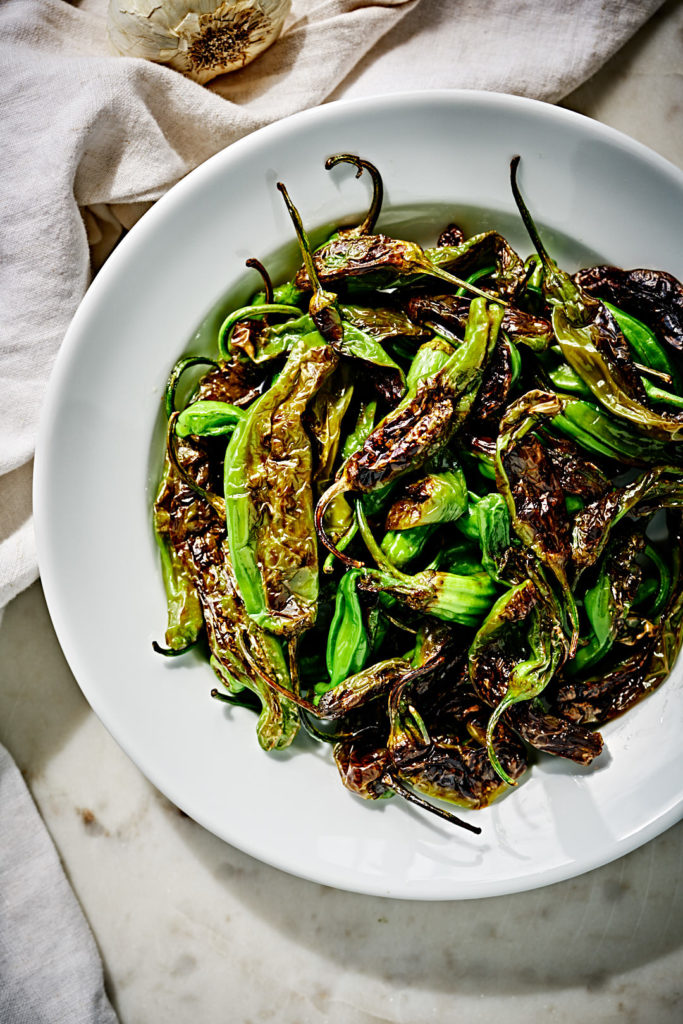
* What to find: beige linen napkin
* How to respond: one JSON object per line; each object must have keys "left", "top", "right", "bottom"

{"left": 0, "top": 742, "right": 118, "bottom": 1023}
{"left": 0, "top": 0, "right": 666, "bottom": 612}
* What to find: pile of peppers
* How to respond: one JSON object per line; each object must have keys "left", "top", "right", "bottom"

{"left": 153, "top": 153, "right": 683, "bottom": 834}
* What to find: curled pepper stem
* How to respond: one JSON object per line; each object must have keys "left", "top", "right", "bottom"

{"left": 210, "top": 687, "right": 260, "bottom": 711}
{"left": 298, "top": 710, "right": 376, "bottom": 745}
{"left": 245, "top": 257, "right": 274, "bottom": 304}
{"left": 217, "top": 303, "right": 302, "bottom": 361}
{"left": 315, "top": 479, "right": 365, "bottom": 567}
{"left": 485, "top": 693, "right": 518, "bottom": 787}
{"left": 165, "top": 355, "right": 220, "bottom": 420}
{"left": 355, "top": 501, "right": 410, "bottom": 581}
{"left": 381, "top": 772, "right": 482, "bottom": 834}
{"left": 324, "top": 153, "right": 384, "bottom": 235}
{"left": 166, "top": 413, "right": 226, "bottom": 517}
{"left": 236, "top": 632, "right": 322, "bottom": 716}
{"left": 152, "top": 639, "right": 197, "bottom": 657}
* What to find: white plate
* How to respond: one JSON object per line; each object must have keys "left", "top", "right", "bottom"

{"left": 34, "top": 91, "right": 683, "bottom": 899}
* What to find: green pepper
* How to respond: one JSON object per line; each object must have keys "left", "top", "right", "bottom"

{"left": 355, "top": 502, "right": 497, "bottom": 627}
{"left": 218, "top": 303, "right": 304, "bottom": 361}
{"left": 175, "top": 400, "right": 246, "bottom": 438}
{"left": 384, "top": 451, "right": 468, "bottom": 531}
{"left": 603, "top": 300, "right": 680, "bottom": 390}
{"left": 473, "top": 493, "right": 511, "bottom": 583}
{"left": 223, "top": 334, "right": 338, "bottom": 637}
{"left": 510, "top": 156, "right": 683, "bottom": 442}
{"left": 380, "top": 525, "right": 436, "bottom": 568}
{"left": 321, "top": 569, "right": 371, "bottom": 693}
{"left": 552, "top": 398, "right": 682, "bottom": 466}
{"left": 341, "top": 398, "right": 378, "bottom": 461}
{"left": 153, "top": 459, "right": 204, "bottom": 654}
{"left": 455, "top": 265, "right": 497, "bottom": 297}
{"left": 316, "top": 300, "right": 502, "bottom": 563}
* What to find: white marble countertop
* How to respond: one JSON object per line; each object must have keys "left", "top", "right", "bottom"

{"left": 2, "top": 3, "right": 683, "bottom": 1021}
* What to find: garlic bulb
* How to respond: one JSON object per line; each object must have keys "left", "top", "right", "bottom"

{"left": 107, "top": 0, "right": 291, "bottom": 84}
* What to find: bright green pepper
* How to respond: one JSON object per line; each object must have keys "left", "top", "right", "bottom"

{"left": 175, "top": 400, "right": 246, "bottom": 438}
{"left": 321, "top": 569, "right": 371, "bottom": 693}
{"left": 223, "top": 335, "right": 338, "bottom": 637}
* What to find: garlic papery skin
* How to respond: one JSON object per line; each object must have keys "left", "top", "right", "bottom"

{"left": 107, "top": 0, "right": 292, "bottom": 84}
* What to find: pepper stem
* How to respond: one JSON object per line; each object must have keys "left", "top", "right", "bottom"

{"left": 235, "top": 633, "right": 321, "bottom": 715}
{"left": 509, "top": 155, "right": 552, "bottom": 270}
{"left": 245, "top": 257, "right": 274, "bottom": 304}
{"left": 210, "top": 687, "right": 260, "bottom": 712}
{"left": 276, "top": 181, "right": 327, "bottom": 299}
{"left": 324, "top": 153, "right": 384, "bottom": 235}
{"left": 381, "top": 772, "right": 482, "bottom": 834}
{"left": 217, "top": 303, "right": 301, "bottom": 361}
{"left": 315, "top": 479, "right": 365, "bottom": 567}
{"left": 277, "top": 181, "right": 344, "bottom": 346}
{"left": 355, "top": 502, "right": 411, "bottom": 581}
{"left": 152, "top": 639, "right": 197, "bottom": 657}
{"left": 165, "top": 355, "right": 220, "bottom": 420}
{"left": 485, "top": 692, "right": 518, "bottom": 787}
{"left": 428, "top": 264, "right": 508, "bottom": 306}
{"left": 166, "top": 413, "right": 226, "bottom": 517}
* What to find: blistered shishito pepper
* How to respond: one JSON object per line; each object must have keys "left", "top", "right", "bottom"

{"left": 294, "top": 224, "right": 508, "bottom": 303}
{"left": 307, "top": 364, "right": 355, "bottom": 495}
{"left": 224, "top": 334, "right": 338, "bottom": 637}
{"left": 316, "top": 300, "right": 503, "bottom": 561}
{"left": 154, "top": 426, "right": 300, "bottom": 749}
{"left": 317, "top": 657, "right": 410, "bottom": 719}
{"left": 277, "top": 182, "right": 407, "bottom": 403}
{"left": 469, "top": 564, "right": 570, "bottom": 784}
{"left": 355, "top": 502, "right": 497, "bottom": 628}
{"left": 174, "top": 399, "right": 246, "bottom": 439}
{"left": 494, "top": 389, "right": 579, "bottom": 652}
{"left": 572, "top": 466, "right": 683, "bottom": 574}
{"left": 569, "top": 531, "right": 647, "bottom": 675}
{"left": 405, "top": 292, "right": 552, "bottom": 350}
{"left": 511, "top": 156, "right": 683, "bottom": 442}
{"left": 574, "top": 265, "right": 683, "bottom": 353}
{"left": 425, "top": 230, "right": 526, "bottom": 299}
{"left": 384, "top": 449, "right": 468, "bottom": 531}
{"left": 153, "top": 455, "right": 204, "bottom": 655}
{"left": 558, "top": 530, "right": 683, "bottom": 725}
{"left": 322, "top": 569, "right": 370, "bottom": 692}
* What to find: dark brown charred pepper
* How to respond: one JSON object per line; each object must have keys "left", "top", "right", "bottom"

{"left": 574, "top": 265, "right": 683, "bottom": 353}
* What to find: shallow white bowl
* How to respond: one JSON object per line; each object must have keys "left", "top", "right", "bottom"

{"left": 34, "top": 91, "right": 683, "bottom": 899}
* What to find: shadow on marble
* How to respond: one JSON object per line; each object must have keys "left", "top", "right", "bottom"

{"left": 0, "top": 581, "right": 91, "bottom": 776}
{"left": 561, "top": 0, "right": 683, "bottom": 168}
{"left": 167, "top": 783, "right": 683, "bottom": 999}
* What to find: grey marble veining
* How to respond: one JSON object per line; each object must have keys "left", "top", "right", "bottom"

{"left": 2, "top": 3, "right": 683, "bottom": 1020}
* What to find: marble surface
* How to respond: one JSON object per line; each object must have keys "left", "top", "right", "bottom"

{"left": 3, "top": 2, "right": 683, "bottom": 1021}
